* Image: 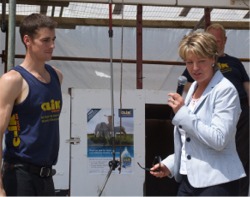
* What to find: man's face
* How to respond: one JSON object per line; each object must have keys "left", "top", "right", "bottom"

{"left": 207, "top": 28, "right": 226, "bottom": 57}
{"left": 25, "top": 27, "right": 56, "bottom": 62}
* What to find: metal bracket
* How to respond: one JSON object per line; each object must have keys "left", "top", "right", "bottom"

{"left": 66, "top": 137, "right": 81, "bottom": 145}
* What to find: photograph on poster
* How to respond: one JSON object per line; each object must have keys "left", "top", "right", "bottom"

{"left": 87, "top": 108, "right": 134, "bottom": 174}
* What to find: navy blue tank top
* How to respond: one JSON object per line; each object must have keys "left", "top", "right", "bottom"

{"left": 4, "top": 64, "right": 62, "bottom": 167}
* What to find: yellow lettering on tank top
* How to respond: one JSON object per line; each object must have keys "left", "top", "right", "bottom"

{"left": 8, "top": 114, "right": 21, "bottom": 147}
{"left": 41, "top": 99, "right": 61, "bottom": 112}
{"left": 41, "top": 100, "right": 61, "bottom": 123}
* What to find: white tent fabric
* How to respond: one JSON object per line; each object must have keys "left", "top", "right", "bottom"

{"left": 0, "top": 27, "right": 249, "bottom": 93}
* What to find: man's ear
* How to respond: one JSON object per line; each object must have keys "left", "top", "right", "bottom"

{"left": 23, "top": 35, "right": 30, "bottom": 46}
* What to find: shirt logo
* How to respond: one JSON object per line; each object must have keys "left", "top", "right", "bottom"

{"left": 41, "top": 99, "right": 61, "bottom": 123}
{"left": 218, "top": 62, "right": 232, "bottom": 73}
{"left": 8, "top": 114, "right": 21, "bottom": 147}
{"left": 41, "top": 99, "right": 61, "bottom": 112}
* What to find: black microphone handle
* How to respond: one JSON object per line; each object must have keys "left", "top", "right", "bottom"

{"left": 169, "top": 76, "right": 187, "bottom": 120}
{"left": 170, "top": 84, "right": 185, "bottom": 119}
{"left": 176, "top": 84, "right": 185, "bottom": 96}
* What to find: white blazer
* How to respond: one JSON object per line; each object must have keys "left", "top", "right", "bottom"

{"left": 162, "top": 70, "right": 246, "bottom": 188}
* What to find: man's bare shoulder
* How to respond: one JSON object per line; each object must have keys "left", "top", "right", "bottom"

{"left": 51, "top": 65, "right": 63, "bottom": 84}
{"left": 0, "top": 70, "right": 23, "bottom": 92}
{"left": 1, "top": 69, "right": 22, "bottom": 82}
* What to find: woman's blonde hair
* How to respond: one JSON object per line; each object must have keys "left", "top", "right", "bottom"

{"left": 178, "top": 32, "right": 219, "bottom": 70}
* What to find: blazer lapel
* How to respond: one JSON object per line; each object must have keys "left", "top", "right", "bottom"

{"left": 185, "top": 71, "right": 224, "bottom": 113}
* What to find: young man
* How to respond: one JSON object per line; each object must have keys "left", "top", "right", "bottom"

{"left": 0, "top": 13, "right": 63, "bottom": 196}
{"left": 182, "top": 23, "right": 250, "bottom": 196}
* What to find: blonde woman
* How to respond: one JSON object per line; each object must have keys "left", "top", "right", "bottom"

{"left": 150, "top": 32, "right": 245, "bottom": 196}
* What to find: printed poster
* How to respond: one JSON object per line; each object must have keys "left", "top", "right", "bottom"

{"left": 87, "top": 108, "right": 134, "bottom": 174}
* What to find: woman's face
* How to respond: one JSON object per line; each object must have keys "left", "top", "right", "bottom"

{"left": 185, "top": 52, "right": 215, "bottom": 87}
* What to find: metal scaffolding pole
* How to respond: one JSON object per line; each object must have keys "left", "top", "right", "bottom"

{"left": 7, "top": 0, "right": 16, "bottom": 71}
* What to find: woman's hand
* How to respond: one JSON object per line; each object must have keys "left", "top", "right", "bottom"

{"left": 167, "top": 93, "right": 184, "bottom": 114}
{"left": 150, "top": 163, "right": 171, "bottom": 178}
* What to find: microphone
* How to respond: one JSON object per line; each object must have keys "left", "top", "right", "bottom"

{"left": 169, "top": 76, "right": 188, "bottom": 120}
{"left": 176, "top": 76, "right": 187, "bottom": 96}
